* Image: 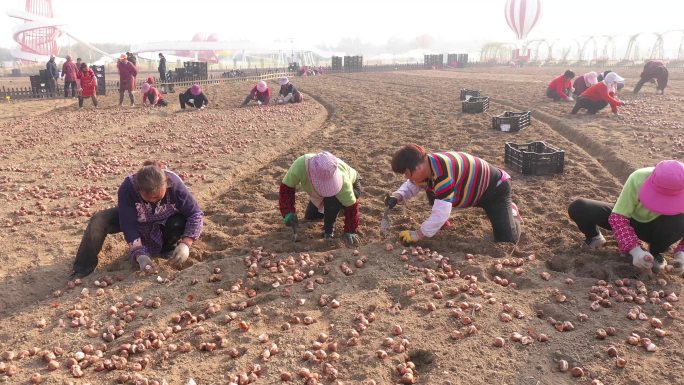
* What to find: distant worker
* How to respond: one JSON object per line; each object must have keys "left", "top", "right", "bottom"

{"left": 117, "top": 54, "right": 138, "bottom": 107}
{"left": 46, "top": 55, "right": 59, "bottom": 97}
{"left": 572, "top": 71, "right": 598, "bottom": 98}
{"left": 546, "top": 69, "right": 575, "bottom": 101}
{"left": 158, "top": 53, "right": 167, "bottom": 93}
{"left": 179, "top": 84, "right": 209, "bottom": 110}
{"left": 241, "top": 80, "right": 270, "bottom": 107}
{"left": 633, "top": 60, "right": 668, "bottom": 95}
{"left": 141, "top": 83, "right": 168, "bottom": 107}
{"left": 276, "top": 77, "right": 303, "bottom": 104}
{"left": 76, "top": 62, "right": 98, "bottom": 108}
{"left": 126, "top": 52, "right": 137, "bottom": 66}
{"left": 571, "top": 72, "right": 625, "bottom": 115}
{"left": 61, "top": 55, "right": 78, "bottom": 98}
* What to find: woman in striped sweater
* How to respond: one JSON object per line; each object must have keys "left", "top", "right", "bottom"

{"left": 385, "top": 144, "right": 522, "bottom": 244}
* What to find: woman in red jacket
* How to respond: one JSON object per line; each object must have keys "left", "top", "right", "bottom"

{"left": 76, "top": 62, "right": 98, "bottom": 108}
{"left": 571, "top": 72, "right": 625, "bottom": 115}
{"left": 117, "top": 54, "right": 138, "bottom": 107}
{"left": 241, "top": 80, "right": 270, "bottom": 106}
{"left": 546, "top": 69, "right": 575, "bottom": 101}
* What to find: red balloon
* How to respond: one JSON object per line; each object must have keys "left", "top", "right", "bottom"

{"left": 505, "top": 0, "right": 542, "bottom": 40}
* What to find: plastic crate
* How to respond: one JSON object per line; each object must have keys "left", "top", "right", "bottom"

{"left": 459, "top": 89, "right": 480, "bottom": 101}
{"left": 461, "top": 96, "right": 489, "bottom": 113}
{"left": 504, "top": 141, "right": 565, "bottom": 175}
{"left": 492, "top": 111, "right": 531, "bottom": 132}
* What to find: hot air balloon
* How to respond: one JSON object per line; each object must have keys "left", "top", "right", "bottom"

{"left": 504, "top": 0, "right": 542, "bottom": 41}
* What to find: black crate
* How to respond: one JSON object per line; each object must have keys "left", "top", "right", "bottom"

{"left": 492, "top": 111, "right": 531, "bottom": 132}
{"left": 30, "top": 75, "right": 46, "bottom": 88}
{"left": 459, "top": 89, "right": 480, "bottom": 100}
{"left": 504, "top": 141, "right": 565, "bottom": 175}
{"left": 461, "top": 96, "right": 489, "bottom": 113}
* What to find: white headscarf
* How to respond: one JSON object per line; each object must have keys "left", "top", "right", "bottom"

{"left": 584, "top": 72, "right": 598, "bottom": 86}
{"left": 603, "top": 72, "right": 624, "bottom": 93}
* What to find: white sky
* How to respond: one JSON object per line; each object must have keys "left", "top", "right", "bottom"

{"left": 1, "top": 0, "right": 682, "bottom": 49}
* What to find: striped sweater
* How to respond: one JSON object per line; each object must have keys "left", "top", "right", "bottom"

{"left": 393, "top": 152, "right": 496, "bottom": 237}
{"left": 418, "top": 152, "right": 493, "bottom": 208}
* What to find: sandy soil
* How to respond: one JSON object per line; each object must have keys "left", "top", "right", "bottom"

{"left": 0, "top": 68, "right": 682, "bottom": 385}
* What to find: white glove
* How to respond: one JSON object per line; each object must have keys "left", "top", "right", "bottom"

{"left": 672, "top": 251, "right": 684, "bottom": 275}
{"left": 630, "top": 247, "right": 653, "bottom": 270}
{"left": 169, "top": 243, "right": 190, "bottom": 266}
{"left": 136, "top": 254, "right": 155, "bottom": 272}
{"left": 566, "top": 97, "right": 574, "bottom": 102}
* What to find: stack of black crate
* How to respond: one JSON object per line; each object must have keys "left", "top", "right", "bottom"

{"left": 90, "top": 65, "right": 106, "bottom": 95}
{"left": 331, "top": 56, "right": 343, "bottom": 71}
{"left": 424, "top": 54, "right": 444, "bottom": 68}
{"left": 31, "top": 72, "right": 48, "bottom": 97}
{"left": 447, "top": 53, "right": 469, "bottom": 68}
{"left": 343, "top": 56, "right": 363, "bottom": 72}
{"left": 182, "top": 62, "right": 208, "bottom": 81}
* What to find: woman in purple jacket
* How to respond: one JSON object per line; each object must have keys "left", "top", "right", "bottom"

{"left": 71, "top": 161, "right": 204, "bottom": 277}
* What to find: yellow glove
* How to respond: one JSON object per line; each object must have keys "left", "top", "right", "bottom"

{"left": 399, "top": 230, "right": 420, "bottom": 244}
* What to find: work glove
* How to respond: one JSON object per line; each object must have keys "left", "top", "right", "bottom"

{"left": 136, "top": 254, "right": 155, "bottom": 273}
{"left": 169, "top": 243, "right": 190, "bottom": 266}
{"left": 399, "top": 230, "right": 420, "bottom": 244}
{"left": 324, "top": 232, "right": 334, "bottom": 240}
{"left": 284, "top": 212, "right": 298, "bottom": 228}
{"left": 629, "top": 247, "right": 653, "bottom": 270}
{"left": 672, "top": 251, "right": 684, "bottom": 275}
{"left": 565, "top": 97, "right": 574, "bottom": 102}
{"left": 342, "top": 232, "right": 361, "bottom": 246}
{"left": 384, "top": 194, "right": 399, "bottom": 209}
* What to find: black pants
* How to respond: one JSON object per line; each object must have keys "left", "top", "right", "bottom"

{"left": 147, "top": 93, "right": 168, "bottom": 107}
{"left": 119, "top": 89, "right": 135, "bottom": 105}
{"left": 567, "top": 198, "right": 684, "bottom": 255}
{"left": 304, "top": 180, "right": 362, "bottom": 235}
{"left": 64, "top": 80, "right": 77, "bottom": 97}
{"left": 78, "top": 95, "right": 98, "bottom": 107}
{"left": 72, "top": 207, "right": 187, "bottom": 277}
{"left": 571, "top": 96, "right": 608, "bottom": 114}
{"left": 47, "top": 78, "right": 57, "bottom": 96}
{"left": 426, "top": 169, "right": 519, "bottom": 243}
{"left": 179, "top": 93, "right": 202, "bottom": 109}
{"left": 242, "top": 94, "right": 268, "bottom": 106}
{"left": 546, "top": 87, "right": 569, "bottom": 101}
{"left": 476, "top": 174, "right": 521, "bottom": 243}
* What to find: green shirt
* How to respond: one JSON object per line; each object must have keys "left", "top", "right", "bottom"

{"left": 612, "top": 167, "right": 661, "bottom": 223}
{"left": 282, "top": 154, "right": 358, "bottom": 207}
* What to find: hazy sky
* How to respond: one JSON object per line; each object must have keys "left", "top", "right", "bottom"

{"left": 2, "top": 0, "right": 682, "bottom": 49}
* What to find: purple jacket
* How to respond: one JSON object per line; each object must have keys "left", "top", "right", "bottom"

{"left": 117, "top": 170, "right": 203, "bottom": 262}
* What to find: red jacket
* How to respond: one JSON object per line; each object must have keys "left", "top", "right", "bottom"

{"left": 580, "top": 82, "right": 624, "bottom": 113}
{"left": 61, "top": 60, "right": 78, "bottom": 82}
{"left": 250, "top": 86, "right": 270, "bottom": 104}
{"left": 547, "top": 75, "right": 572, "bottom": 100}
{"left": 143, "top": 87, "right": 164, "bottom": 105}
{"left": 76, "top": 69, "right": 97, "bottom": 97}
{"left": 117, "top": 60, "right": 138, "bottom": 91}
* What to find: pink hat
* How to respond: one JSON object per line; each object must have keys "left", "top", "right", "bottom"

{"left": 307, "top": 152, "right": 343, "bottom": 198}
{"left": 278, "top": 77, "right": 289, "bottom": 86}
{"left": 639, "top": 160, "right": 684, "bottom": 215}
{"left": 256, "top": 81, "right": 268, "bottom": 93}
{"left": 584, "top": 71, "right": 598, "bottom": 86}
{"left": 141, "top": 83, "right": 151, "bottom": 93}
{"left": 191, "top": 84, "right": 202, "bottom": 96}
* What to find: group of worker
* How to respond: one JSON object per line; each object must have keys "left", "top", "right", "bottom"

{"left": 67, "top": 57, "right": 683, "bottom": 282}
{"left": 546, "top": 60, "right": 669, "bottom": 115}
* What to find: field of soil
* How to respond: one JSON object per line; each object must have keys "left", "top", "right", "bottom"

{"left": 0, "top": 67, "right": 682, "bottom": 385}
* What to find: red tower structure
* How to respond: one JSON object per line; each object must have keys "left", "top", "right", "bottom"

{"left": 14, "top": 0, "right": 62, "bottom": 58}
